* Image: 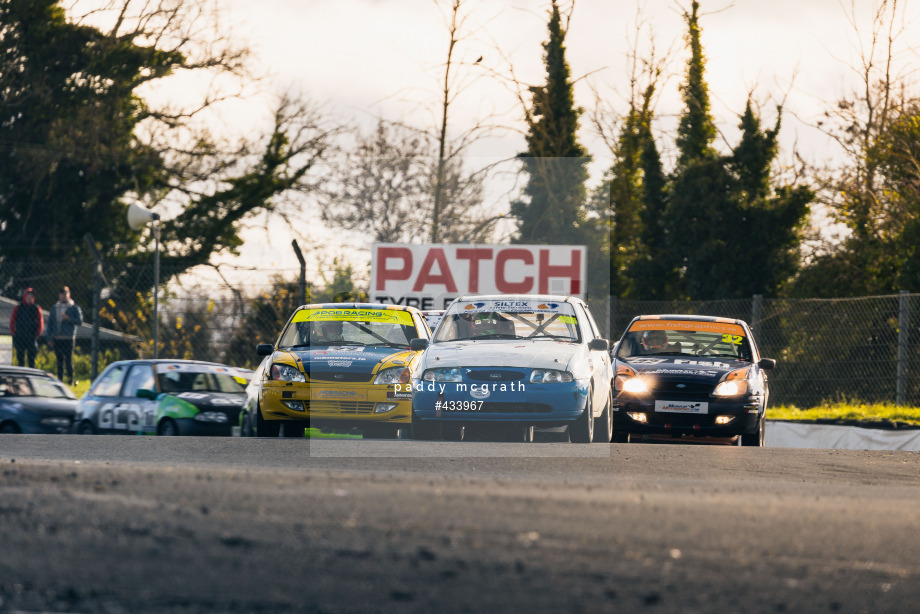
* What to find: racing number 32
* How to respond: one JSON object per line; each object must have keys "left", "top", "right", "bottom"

{"left": 721, "top": 334, "right": 743, "bottom": 345}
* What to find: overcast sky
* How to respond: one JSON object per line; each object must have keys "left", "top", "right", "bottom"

{"left": 159, "top": 0, "right": 920, "bottom": 283}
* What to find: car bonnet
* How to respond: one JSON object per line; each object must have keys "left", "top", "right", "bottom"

{"left": 422, "top": 339, "right": 580, "bottom": 371}
{"left": 619, "top": 356, "right": 748, "bottom": 383}
{"left": 290, "top": 346, "right": 414, "bottom": 376}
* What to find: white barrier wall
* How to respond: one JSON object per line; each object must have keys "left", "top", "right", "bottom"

{"left": 767, "top": 421, "right": 920, "bottom": 452}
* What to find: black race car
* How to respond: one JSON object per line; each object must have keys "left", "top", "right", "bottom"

{"left": 611, "top": 314, "right": 776, "bottom": 446}
{"left": 0, "top": 366, "right": 78, "bottom": 434}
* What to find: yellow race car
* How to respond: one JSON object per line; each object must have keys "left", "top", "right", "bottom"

{"left": 249, "top": 303, "right": 429, "bottom": 438}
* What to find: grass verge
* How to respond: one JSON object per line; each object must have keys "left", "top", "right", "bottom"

{"left": 768, "top": 403, "right": 920, "bottom": 429}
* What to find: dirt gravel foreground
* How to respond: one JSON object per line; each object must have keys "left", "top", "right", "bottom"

{"left": 1, "top": 442, "right": 920, "bottom": 613}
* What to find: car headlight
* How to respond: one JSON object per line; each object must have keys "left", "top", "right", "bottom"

{"left": 422, "top": 368, "right": 462, "bottom": 382}
{"left": 615, "top": 364, "right": 647, "bottom": 393}
{"left": 194, "top": 412, "right": 229, "bottom": 423}
{"left": 621, "top": 377, "right": 650, "bottom": 394}
{"left": 374, "top": 367, "right": 410, "bottom": 385}
{"left": 529, "top": 369, "right": 574, "bottom": 383}
{"left": 712, "top": 367, "right": 750, "bottom": 397}
{"left": 271, "top": 363, "right": 305, "bottom": 383}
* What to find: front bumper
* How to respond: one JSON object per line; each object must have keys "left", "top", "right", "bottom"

{"left": 260, "top": 381, "right": 411, "bottom": 425}
{"left": 17, "top": 418, "right": 74, "bottom": 434}
{"left": 411, "top": 379, "right": 590, "bottom": 426}
{"left": 613, "top": 393, "right": 763, "bottom": 437}
{"left": 170, "top": 417, "right": 235, "bottom": 437}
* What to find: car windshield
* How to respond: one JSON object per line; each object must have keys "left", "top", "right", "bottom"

{"left": 434, "top": 300, "right": 580, "bottom": 343}
{"left": 0, "top": 375, "right": 76, "bottom": 399}
{"left": 278, "top": 307, "right": 421, "bottom": 349}
{"left": 616, "top": 320, "right": 753, "bottom": 361}
{"left": 157, "top": 370, "right": 245, "bottom": 394}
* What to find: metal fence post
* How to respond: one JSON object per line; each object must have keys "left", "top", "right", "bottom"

{"left": 292, "top": 240, "right": 306, "bottom": 306}
{"left": 83, "top": 234, "right": 107, "bottom": 381}
{"left": 751, "top": 294, "right": 763, "bottom": 338}
{"left": 608, "top": 296, "right": 618, "bottom": 341}
{"left": 897, "top": 290, "right": 909, "bottom": 405}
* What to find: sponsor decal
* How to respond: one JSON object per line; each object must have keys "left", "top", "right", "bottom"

{"left": 292, "top": 308, "right": 412, "bottom": 325}
{"left": 454, "top": 299, "right": 572, "bottom": 314}
{"left": 470, "top": 385, "right": 491, "bottom": 400}
{"left": 628, "top": 357, "right": 668, "bottom": 365}
{"left": 327, "top": 360, "right": 352, "bottom": 368}
{"left": 629, "top": 320, "right": 745, "bottom": 336}
{"left": 646, "top": 369, "right": 720, "bottom": 377}
{"left": 387, "top": 390, "right": 413, "bottom": 399}
{"left": 655, "top": 400, "right": 709, "bottom": 414}
{"left": 673, "top": 359, "right": 732, "bottom": 368}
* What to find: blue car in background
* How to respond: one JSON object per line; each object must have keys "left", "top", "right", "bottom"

{"left": 408, "top": 295, "right": 613, "bottom": 443}
{"left": 0, "top": 366, "right": 78, "bottom": 434}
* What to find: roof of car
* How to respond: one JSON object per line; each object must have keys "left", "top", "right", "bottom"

{"left": 451, "top": 295, "right": 583, "bottom": 304}
{"left": 0, "top": 366, "right": 58, "bottom": 378}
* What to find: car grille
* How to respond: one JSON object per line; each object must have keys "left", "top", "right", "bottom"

{"left": 308, "top": 401, "right": 376, "bottom": 414}
{"left": 478, "top": 402, "right": 553, "bottom": 414}
{"left": 307, "top": 372, "right": 372, "bottom": 383}
{"left": 466, "top": 370, "right": 526, "bottom": 382}
{"left": 648, "top": 413, "right": 715, "bottom": 427}
{"left": 651, "top": 380, "right": 715, "bottom": 401}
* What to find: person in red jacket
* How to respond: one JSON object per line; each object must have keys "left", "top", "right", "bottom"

{"left": 9, "top": 288, "right": 44, "bottom": 368}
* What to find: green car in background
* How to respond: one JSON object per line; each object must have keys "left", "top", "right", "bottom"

{"left": 73, "top": 359, "right": 248, "bottom": 436}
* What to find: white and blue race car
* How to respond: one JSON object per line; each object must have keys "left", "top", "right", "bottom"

{"left": 407, "top": 295, "right": 614, "bottom": 442}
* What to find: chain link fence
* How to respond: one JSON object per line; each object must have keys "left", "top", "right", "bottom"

{"left": 2, "top": 259, "right": 918, "bottom": 407}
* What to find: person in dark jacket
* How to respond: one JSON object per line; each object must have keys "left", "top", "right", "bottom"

{"left": 9, "top": 288, "right": 44, "bottom": 368}
{"left": 46, "top": 286, "right": 82, "bottom": 385}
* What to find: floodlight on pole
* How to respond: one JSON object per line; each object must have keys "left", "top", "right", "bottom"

{"left": 127, "top": 202, "right": 161, "bottom": 358}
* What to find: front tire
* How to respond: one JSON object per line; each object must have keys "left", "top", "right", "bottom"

{"left": 363, "top": 425, "right": 401, "bottom": 439}
{"left": 741, "top": 414, "right": 765, "bottom": 447}
{"left": 594, "top": 390, "right": 613, "bottom": 443}
{"left": 0, "top": 422, "right": 21, "bottom": 434}
{"left": 255, "top": 405, "right": 281, "bottom": 437}
{"left": 411, "top": 414, "right": 438, "bottom": 440}
{"left": 239, "top": 414, "right": 254, "bottom": 437}
{"left": 281, "top": 423, "right": 305, "bottom": 438}
{"left": 157, "top": 419, "right": 179, "bottom": 436}
{"left": 76, "top": 421, "right": 95, "bottom": 435}
{"left": 569, "top": 385, "right": 595, "bottom": 443}
{"left": 440, "top": 423, "right": 465, "bottom": 441}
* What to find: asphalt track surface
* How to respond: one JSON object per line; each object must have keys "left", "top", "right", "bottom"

{"left": 1, "top": 435, "right": 919, "bottom": 613}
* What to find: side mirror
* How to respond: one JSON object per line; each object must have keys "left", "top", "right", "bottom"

{"left": 256, "top": 343, "right": 274, "bottom": 356}
{"left": 137, "top": 388, "right": 157, "bottom": 400}
{"left": 588, "top": 338, "right": 609, "bottom": 352}
{"left": 409, "top": 338, "right": 429, "bottom": 352}
{"left": 759, "top": 358, "right": 776, "bottom": 370}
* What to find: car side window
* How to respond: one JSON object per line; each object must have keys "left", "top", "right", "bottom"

{"left": 583, "top": 305, "right": 602, "bottom": 339}
{"left": 574, "top": 304, "right": 598, "bottom": 340}
{"left": 413, "top": 314, "right": 430, "bottom": 339}
{"left": 123, "top": 364, "right": 156, "bottom": 397}
{"left": 93, "top": 365, "right": 128, "bottom": 397}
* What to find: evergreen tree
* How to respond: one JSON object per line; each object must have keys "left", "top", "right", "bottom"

{"left": 675, "top": 0, "right": 717, "bottom": 168}
{"left": 511, "top": 0, "right": 590, "bottom": 246}
{"left": 660, "top": 1, "right": 810, "bottom": 299}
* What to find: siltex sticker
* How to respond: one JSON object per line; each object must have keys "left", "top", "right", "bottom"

{"left": 458, "top": 300, "right": 569, "bottom": 314}
{"left": 292, "top": 308, "right": 413, "bottom": 325}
